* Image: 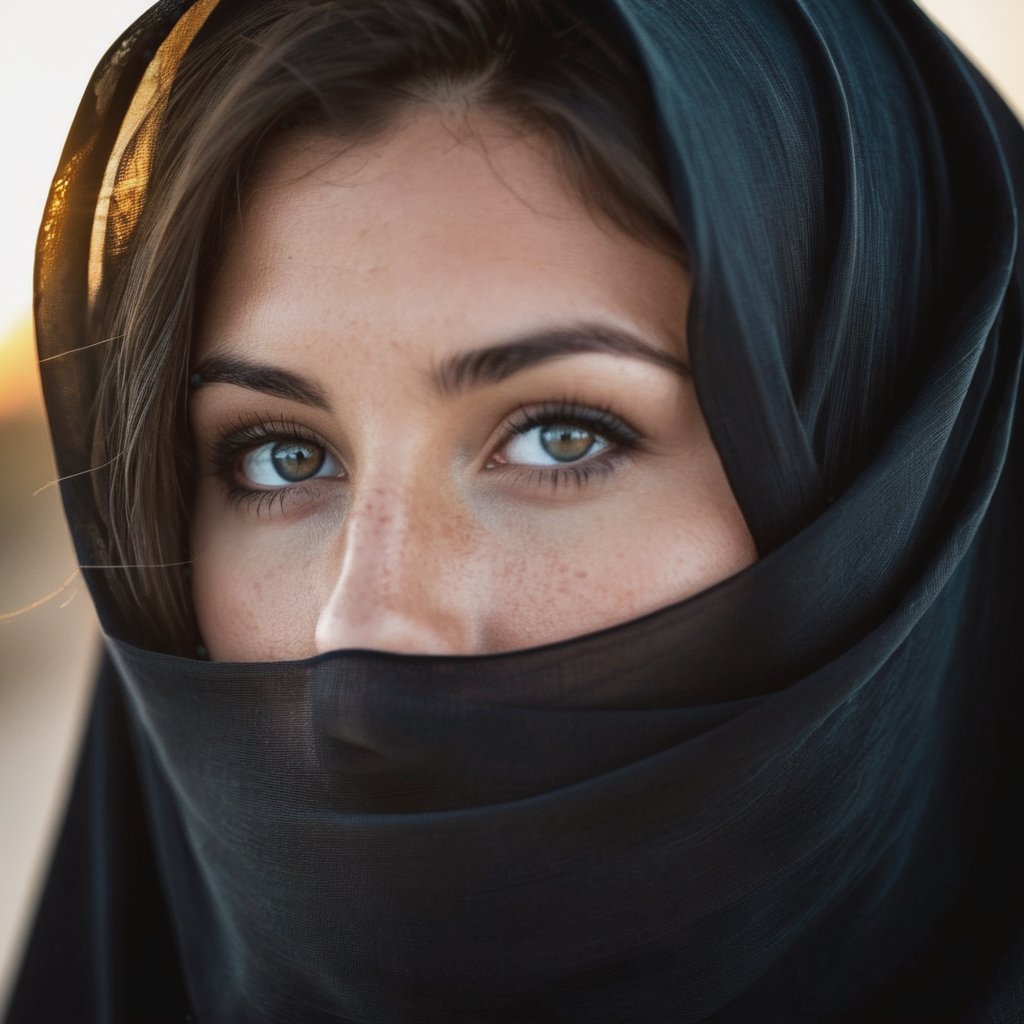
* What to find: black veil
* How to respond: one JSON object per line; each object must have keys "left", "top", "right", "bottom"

{"left": 7, "top": 1, "right": 1024, "bottom": 1021}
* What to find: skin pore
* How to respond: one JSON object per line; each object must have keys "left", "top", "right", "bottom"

{"left": 189, "top": 109, "right": 757, "bottom": 661}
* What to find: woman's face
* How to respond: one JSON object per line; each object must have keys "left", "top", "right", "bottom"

{"left": 190, "top": 111, "right": 756, "bottom": 660}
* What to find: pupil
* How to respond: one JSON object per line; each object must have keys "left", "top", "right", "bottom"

{"left": 540, "top": 425, "right": 595, "bottom": 462}
{"left": 271, "top": 441, "right": 324, "bottom": 482}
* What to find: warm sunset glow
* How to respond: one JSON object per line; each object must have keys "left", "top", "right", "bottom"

{"left": 0, "top": 318, "right": 42, "bottom": 422}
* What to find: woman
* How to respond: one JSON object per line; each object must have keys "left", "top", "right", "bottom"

{"left": 8, "top": 0, "right": 1023, "bottom": 1021}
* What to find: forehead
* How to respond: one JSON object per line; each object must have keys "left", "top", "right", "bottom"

{"left": 198, "top": 109, "right": 689, "bottom": 365}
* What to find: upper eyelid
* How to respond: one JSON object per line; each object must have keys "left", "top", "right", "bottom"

{"left": 499, "top": 403, "right": 643, "bottom": 448}
{"left": 507, "top": 407, "right": 634, "bottom": 432}
{"left": 204, "top": 401, "right": 638, "bottom": 446}
{"left": 204, "top": 417, "right": 336, "bottom": 460}
{"left": 210, "top": 415, "right": 326, "bottom": 444}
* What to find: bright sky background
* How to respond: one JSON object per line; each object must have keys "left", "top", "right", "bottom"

{"left": 0, "top": 0, "right": 1022, "bottom": 339}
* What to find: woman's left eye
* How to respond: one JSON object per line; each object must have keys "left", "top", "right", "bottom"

{"left": 240, "top": 439, "right": 341, "bottom": 487}
{"left": 501, "top": 423, "right": 610, "bottom": 466}
{"left": 489, "top": 404, "right": 641, "bottom": 477}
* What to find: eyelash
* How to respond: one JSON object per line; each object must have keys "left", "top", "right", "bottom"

{"left": 495, "top": 401, "right": 642, "bottom": 489}
{"left": 206, "top": 415, "right": 334, "bottom": 515}
{"left": 204, "top": 401, "right": 643, "bottom": 513}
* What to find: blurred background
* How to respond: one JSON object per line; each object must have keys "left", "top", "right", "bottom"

{"left": 0, "top": 2, "right": 159, "bottom": 1006}
{"left": 1, "top": 0, "right": 1022, "bottom": 1010}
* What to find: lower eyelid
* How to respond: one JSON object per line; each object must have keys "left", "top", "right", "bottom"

{"left": 227, "top": 485, "right": 290, "bottom": 517}
{"left": 494, "top": 447, "right": 634, "bottom": 491}
{"left": 225, "top": 480, "right": 329, "bottom": 517}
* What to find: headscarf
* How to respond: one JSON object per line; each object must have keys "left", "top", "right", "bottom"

{"left": 7, "top": 1, "right": 1024, "bottom": 1021}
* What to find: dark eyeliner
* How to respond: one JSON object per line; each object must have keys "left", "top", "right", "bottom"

{"left": 503, "top": 401, "right": 642, "bottom": 449}
{"left": 495, "top": 400, "right": 644, "bottom": 490}
{"left": 204, "top": 415, "right": 337, "bottom": 511}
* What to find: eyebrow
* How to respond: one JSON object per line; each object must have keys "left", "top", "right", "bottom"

{"left": 191, "top": 322, "right": 688, "bottom": 408}
{"left": 433, "top": 323, "right": 689, "bottom": 395}
{"left": 190, "top": 354, "right": 331, "bottom": 410}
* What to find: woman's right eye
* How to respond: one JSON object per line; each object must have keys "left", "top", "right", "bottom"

{"left": 240, "top": 440, "right": 342, "bottom": 487}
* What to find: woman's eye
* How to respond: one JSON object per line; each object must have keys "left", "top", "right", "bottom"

{"left": 240, "top": 440, "right": 341, "bottom": 487}
{"left": 502, "top": 423, "right": 610, "bottom": 466}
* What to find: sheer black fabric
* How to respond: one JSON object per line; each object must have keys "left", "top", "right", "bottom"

{"left": 7, "top": 1, "right": 1024, "bottom": 1022}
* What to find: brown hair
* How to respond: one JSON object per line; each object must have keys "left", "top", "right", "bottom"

{"left": 92, "top": 0, "right": 684, "bottom": 654}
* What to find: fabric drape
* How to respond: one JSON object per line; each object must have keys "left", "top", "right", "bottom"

{"left": 7, "top": 1, "right": 1024, "bottom": 1021}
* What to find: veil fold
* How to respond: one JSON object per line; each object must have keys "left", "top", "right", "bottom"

{"left": 8, "top": 1, "right": 1024, "bottom": 1021}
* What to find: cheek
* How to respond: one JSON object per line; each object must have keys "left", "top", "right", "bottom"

{"left": 478, "top": 456, "right": 756, "bottom": 650}
{"left": 483, "top": 528, "right": 753, "bottom": 652}
{"left": 189, "top": 494, "right": 323, "bottom": 662}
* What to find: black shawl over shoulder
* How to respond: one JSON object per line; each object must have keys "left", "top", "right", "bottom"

{"left": 7, "top": 1, "right": 1024, "bottom": 1021}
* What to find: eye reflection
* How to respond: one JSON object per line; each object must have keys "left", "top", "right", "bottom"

{"left": 242, "top": 440, "right": 335, "bottom": 485}
{"left": 505, "top": 424, "right": 609, "bottom": 466}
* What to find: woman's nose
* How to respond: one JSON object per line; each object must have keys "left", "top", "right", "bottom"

{"left": 314, "top": 484, "right": 478, "bottom": 656}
